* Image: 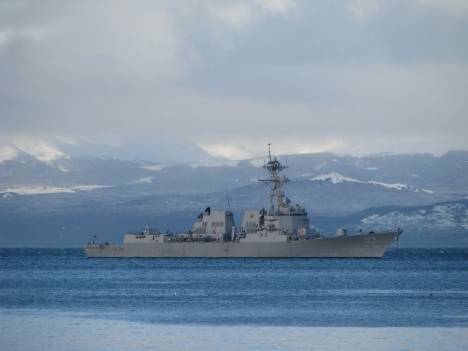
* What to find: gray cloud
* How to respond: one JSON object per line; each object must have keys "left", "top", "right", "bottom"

{"left": 1, "top": 0, "right": 467, "bottom": 158}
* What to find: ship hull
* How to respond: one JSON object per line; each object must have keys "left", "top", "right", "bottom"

{"left": 83, "top": 231, "right": 401, "bottom": 258}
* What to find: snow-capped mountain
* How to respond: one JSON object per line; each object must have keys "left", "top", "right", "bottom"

{"left": 0, "top": 136, "right": 221, "bottom": 165}
{"left": 1, "top": 144, "right": 467, "bottom": 247}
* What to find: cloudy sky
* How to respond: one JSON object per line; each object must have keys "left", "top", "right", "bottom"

{"left": 1, "top": 0, "right": 467, "bottom": 159}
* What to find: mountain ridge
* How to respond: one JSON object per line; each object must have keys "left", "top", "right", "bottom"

{"left": 1, "top": 145, "right": 467, "bottom": 248}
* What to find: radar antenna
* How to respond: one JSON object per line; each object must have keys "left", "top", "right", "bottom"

{"left": 258, "top": 144, "right": 290, "bottom": 210}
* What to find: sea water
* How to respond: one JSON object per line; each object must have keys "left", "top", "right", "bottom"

{"left": 0, "top": 248, "right": 467, "bottom": 350}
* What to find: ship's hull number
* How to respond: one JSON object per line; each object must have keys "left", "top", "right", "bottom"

{"left": 364, "top": 236, "right": 377, "bottom": 244}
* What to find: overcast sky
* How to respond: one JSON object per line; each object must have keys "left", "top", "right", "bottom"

{"left": 1, "top": 0, "right": 467, "bottom": 159}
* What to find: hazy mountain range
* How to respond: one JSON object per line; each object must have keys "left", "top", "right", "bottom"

{"left": 1, "top": 138, "right": 467, "bottom": 248}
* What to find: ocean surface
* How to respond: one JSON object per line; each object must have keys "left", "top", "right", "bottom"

{"left": 1, "top": 248, "right": 467, "bottom": 350}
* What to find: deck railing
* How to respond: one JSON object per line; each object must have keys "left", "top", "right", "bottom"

{"left": 83, "top": 244, "right": 123, "bottom": 250}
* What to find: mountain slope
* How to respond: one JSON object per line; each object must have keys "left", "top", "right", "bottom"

{"left": 1, "top": 147, "right": 467, "bottom": 247}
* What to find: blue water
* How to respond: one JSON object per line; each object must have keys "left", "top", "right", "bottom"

{"left": 1, "top": 248, "right": 468, "bottom": 350}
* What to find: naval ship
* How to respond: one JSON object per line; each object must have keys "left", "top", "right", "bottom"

{"left": 83, "top": 145, "right": 402, "bottom": 258}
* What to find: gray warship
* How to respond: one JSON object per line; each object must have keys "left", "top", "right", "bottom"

{"left": 83, "top": 145, "right": 402, "bottom": 258}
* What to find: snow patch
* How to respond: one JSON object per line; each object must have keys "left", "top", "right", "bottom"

{"left": 0, "top": 144, "right": 18, "bottom": 163}
{"left": 361, "top": 167, "right": 379, "bottom": 171}
{"left": 360, "top": 204, "right": 468, "bottom": 231}
{"left": 142, "top": 165, "right": 168, "bottom": 171}
{"left": 361, "top": 211, "right": 403, "bottom": 229}
{"left": 311, "top": 172, "right": 362, "bottom": 184}
{"left": 2, "top": 187, "right": 75, "bottom": 195}
{"left": 2, "top": 184, "right": 111, "bottom": 195}
{"left": 12, "top": 138, "right": 65, "bottom": 162}
{"left": 71, "top": 185, "right": 111, "bottom": 191}
{"left": 311, "top": 173, "right": 433, "bottom": 193}
{"left": 187, "top": 161, "right": 238, "bottom": 168}
{"left": 368, "top": 181, "right": 407, "bottom": 190}
{"left": 58, "top": 165, "right": 70, "bottom": 172}
{"left": 133, "top": 177, "right": 154, "bottom": 184}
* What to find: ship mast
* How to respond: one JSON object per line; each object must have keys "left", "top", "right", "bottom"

{"left": 258, "top": 143, "right": 290, "bottom": 210}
